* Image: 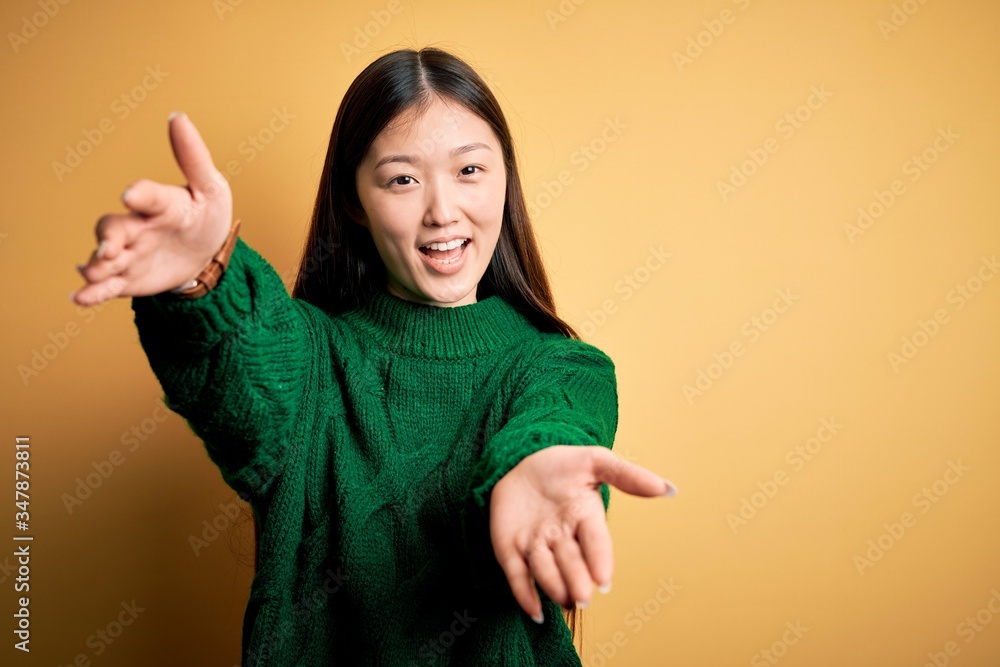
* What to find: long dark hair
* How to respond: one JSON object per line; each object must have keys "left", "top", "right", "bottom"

{"left": 291, "top": 46, "right": 578, "bottom": 339}
{"left": 282, "top": 46, "right": 584, "bottom": 654}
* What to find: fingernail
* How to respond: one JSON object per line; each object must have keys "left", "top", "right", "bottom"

{"left": 598, "top": 582, "right": 612, "bottom": 594}
{"left": 531, "top": 611, "right": 544, "bottom": 624}
{"left": 575, "top": 600, "right": 589, "bottom": 610}
{"left": 68, "top": 290, "right": 77, "bottom": 302}
{"left": 121, "top": 188, "right": 131, "bottom": 204}
{"left": 661, "top": 479, "right": 678, "bottom": 498}
{"left": 96, "top": 240, "right": 108, "bottom": 259}
{"left": 75, "top": 263, "right": 85, "bottom": 275}
{"left": 168, "top": 111, "right": 186, "bottom": 122}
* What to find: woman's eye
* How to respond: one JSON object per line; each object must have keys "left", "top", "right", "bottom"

{"left": 388, "top": 175, "right": 414, "bottom": 187}
{"left": 388, "top": 167, "right": 480, "bottom": 187}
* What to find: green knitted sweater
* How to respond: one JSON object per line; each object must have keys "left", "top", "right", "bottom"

{"left": 130, "top": 237, "right": 618, "bottom": 666}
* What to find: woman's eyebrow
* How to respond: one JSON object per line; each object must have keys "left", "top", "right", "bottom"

{"left": 373, "top": 142, "right": 493, "bottom": 170}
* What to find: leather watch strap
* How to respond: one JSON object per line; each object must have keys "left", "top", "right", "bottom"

{"left": 171, "top": 218, "right": 242, "bottom": 299}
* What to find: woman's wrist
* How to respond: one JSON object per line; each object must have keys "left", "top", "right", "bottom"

{"left": 168, "top": 218, "right": 242, "bottom": 299}
{"left": 170, "top": 278, "right": 202, "bottom": 294}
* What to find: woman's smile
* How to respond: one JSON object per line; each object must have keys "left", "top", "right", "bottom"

{"left": 418, "top": 237, "right": 471, "bottom": 274}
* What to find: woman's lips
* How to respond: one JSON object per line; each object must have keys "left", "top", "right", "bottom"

{"left": 418, "top": 239, "right": 470, "bottom": 275}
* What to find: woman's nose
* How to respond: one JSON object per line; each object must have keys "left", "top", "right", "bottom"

{"left": 424, "top": 178, "right": 459, "bottom": 226}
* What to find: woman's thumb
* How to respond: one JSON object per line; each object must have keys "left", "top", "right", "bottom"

{"left": 167, "top": 112, "right": 227, "bottom": 200}
{"left": 591, "top": 447, "right": 678, "bottom": 498}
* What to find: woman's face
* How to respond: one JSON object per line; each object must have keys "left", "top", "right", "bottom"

{"left": 354, "top": 95, "right": 506, "bottom": 307}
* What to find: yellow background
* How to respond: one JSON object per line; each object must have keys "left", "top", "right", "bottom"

{"left": 2, "top": 0, "right": 998, "bottom": 665}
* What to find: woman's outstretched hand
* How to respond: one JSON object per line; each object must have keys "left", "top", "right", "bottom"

{"left": 70, "top": 112, "right": 234, "bottom": 306}
{"left": 489, "top": 445, "right": 677, "bottom": 623}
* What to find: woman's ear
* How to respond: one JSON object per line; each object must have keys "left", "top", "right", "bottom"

{"left": 347, "top": 201, "right": 370, "bottom": 230}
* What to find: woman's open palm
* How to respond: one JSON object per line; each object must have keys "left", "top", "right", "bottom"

{"left": 489, "top": 445, "right": 676, "bottom": 623}
{"left": 71, "top": 113, "right": 234, "bottom": 306}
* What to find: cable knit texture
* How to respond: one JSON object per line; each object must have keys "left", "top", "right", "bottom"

{"left": 130, "top": 237, "right": 618, "bottom": 666}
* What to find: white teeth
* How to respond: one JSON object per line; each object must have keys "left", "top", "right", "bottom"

{"left": 423, "top": 238, "right": 467, "bottom": 250}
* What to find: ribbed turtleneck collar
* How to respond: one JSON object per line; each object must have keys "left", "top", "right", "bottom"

{"left": 342, "top": 287, "right": 538, "bottom": 359}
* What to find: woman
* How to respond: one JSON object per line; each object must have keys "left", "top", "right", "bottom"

{"left": 71, "top": 47, "right": 677, "bottom": 666}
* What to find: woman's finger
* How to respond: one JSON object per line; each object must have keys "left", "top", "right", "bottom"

{"left": 168, "top": 113, "right": 227, "bottom": 200}
{"left": 92, "top": 213, "right": 147, "bottom": 264}
{"left": 71, "top": 274, "right": 129, "bottom": 307}
{"left": 576, "top": 510, "right": 614, "bottom": 594}
{"left": 83, "top": 233, "right": 140, "bottom": 284}
{"left": 496, "top": 547, "right": 545, "bottom": 624}
{"left": 120, "top": 178, "right": 176, "bottom": 219}
{"left": 550, "top": 530, "right": 594, "bottom": 608}
{"left": 525, "top": 540, "right": 567, "bottom": 612}
{"left": 591, "top": 447, "right": 677, "bottom": 498}
{"left": 93, "top": 214, "right": 124, "bottom": 261}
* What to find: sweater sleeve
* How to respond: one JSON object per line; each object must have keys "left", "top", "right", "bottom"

{"left": 129, "top": 236, "right": 318, "bottom": 503}
{"left": 460, "top": 338, "right": 619, "bottom": 599}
